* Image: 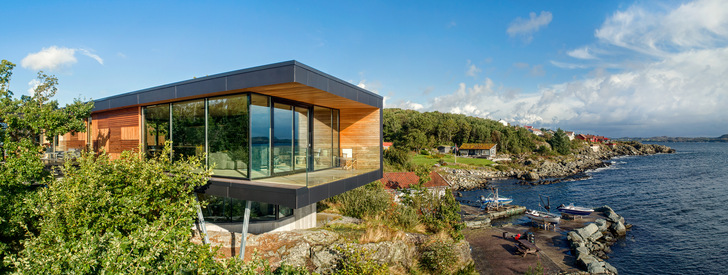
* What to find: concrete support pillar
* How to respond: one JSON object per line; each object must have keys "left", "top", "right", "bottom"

{"left": 239, "top": 200, "right": 252, "bottom": 260}
{"left": 194, "top": 194, "right": 210, "bottom": 245}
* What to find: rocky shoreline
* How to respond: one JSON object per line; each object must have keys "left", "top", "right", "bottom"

{"left": 567, "top": 206, "right": 630, "bottom": 274}
{"left": 442, "top": 143, "right": 675, "bottom": 190}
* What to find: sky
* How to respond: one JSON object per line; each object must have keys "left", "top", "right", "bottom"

{"left": 2, "top": 0, "right": 727, "bottom": 138}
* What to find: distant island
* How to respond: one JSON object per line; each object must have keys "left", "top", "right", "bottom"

{"left": 616, "top": 134, "right": 728, "bottom": 143}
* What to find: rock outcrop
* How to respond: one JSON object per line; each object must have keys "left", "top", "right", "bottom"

{"left": 196, "top": 228, "right": 472, "bottom": 274}
{"left": 567, "top": 205, "right": 630, "bottom": 274}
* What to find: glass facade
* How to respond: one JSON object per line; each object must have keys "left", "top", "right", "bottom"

{"left": 143, "top": 104, "right": 170, "bottom": 158}
{"left": 250, "top": 94, "right": 271, "bottom": 178}
{"left": 198, "top": 194, "right": 293, "bottom": 222}
{"left": 208, "top": 94, "right": 249, "bottom": 178}
{"left": 142, "top": 92, "right": 340, "bottom": 180}
{"left": 172, "top": 99, "right": 205, "bottom": 161}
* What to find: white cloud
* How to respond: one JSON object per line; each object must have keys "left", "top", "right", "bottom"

{"left": 507, "top": 11, "right": 553, "bottom": 43}
{"left": 78, "top": 49, "right": 104, "bottom": 65}
{"left": 466, "top": 60, "right": 481, "bottom": 77}
{"left": 21, "top": 46, "right": 103, "bottom": 71}
{"left": 387, "top": 100, "right": 424, "bottom": 110}
{"left": 567, "top": 47, "right": 597, "bottom": 59}
{"left": 428, "top": 46, "right": 728, "bottom": 137}
{"left": 27, "top": 79, "right": 41, "bottom": 96}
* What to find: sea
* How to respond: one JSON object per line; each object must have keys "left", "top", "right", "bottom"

{"left": 457, "top": 142, "right": 728, "bottom": 275}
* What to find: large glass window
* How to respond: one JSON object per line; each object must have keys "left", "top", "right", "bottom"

{"left": 294, "top": 106, "right": 309, "bottom": 172}
{"left": 144, "top": 104, "right": 170, "bottom": 158}
{"left": 208, "top": 94, "right": 249, "bottom": 178}
{"left": 172, "top": 100, "right": 205, "bottom": 161}
{"left": 142, "top": 93, "right": 340, "bottom": 180}
{"left": 273, "top": 103, "right": 293, "bottom": 174}
{"left": 198, "top": 194, "right": 293, "bottom": 222}
{"left": 313, "top": 106, "right": 335, "bottom": 170}
{"left": 250, "top": 94, "right": 271, "bottom": 179}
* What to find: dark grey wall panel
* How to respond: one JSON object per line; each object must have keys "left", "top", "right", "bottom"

{"left": 92, "top": 100, "right": 111, "bottom": 112}
{"left": 139, "top": 86, "right": 175, "bottom": 105}
{"left": 306, "top": 70, "right": 329, "bottom": 92}
{"left": 108, "top": 94, "right": 139, "bottom": 109}
{"left": 176, "top": 77, "right": 227, "bottom": 99}
{"left": 227, "top": 66, "right": 294, "bottom": 90}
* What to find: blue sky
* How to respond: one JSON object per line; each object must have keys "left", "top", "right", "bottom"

{"left": 3, "top": 0, "right": 727, "bottom": 137}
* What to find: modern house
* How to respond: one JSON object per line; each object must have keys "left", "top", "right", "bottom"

{"left": 49, "top": 61, "right": 383, "bottom": 237}
{"left": 458, "top": 143, "right": 497, "bottom": 158}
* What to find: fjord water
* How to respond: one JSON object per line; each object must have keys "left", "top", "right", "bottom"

{"left": 459, "top": 143, "right": 728, "bottom": 274}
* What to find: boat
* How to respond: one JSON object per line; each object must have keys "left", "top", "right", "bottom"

{"left": 557, "top": 203, "right": 594, "bottom": 216}
{"left": 479, "top": 194, "right": 513, "bottom": 205}
{"left": 525, "top": 209, "right": 561, "bottom": 223}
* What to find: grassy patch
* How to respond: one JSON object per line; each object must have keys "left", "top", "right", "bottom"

{"left": 411, "top": 154, "right": 494, "bottom": 168}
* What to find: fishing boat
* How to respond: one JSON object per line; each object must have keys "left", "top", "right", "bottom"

{"left": 525, "top": 209, "right": 561, "bottom": 223}
{"left": 557, "top": 203, "right": 594, "bottom": 216}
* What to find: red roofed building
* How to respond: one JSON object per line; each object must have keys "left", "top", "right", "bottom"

{"left": 383, "top": 142, "right": 393, "bottom": 150}
{"left": 382, "top": 171, "right": 450, "bottom": 201}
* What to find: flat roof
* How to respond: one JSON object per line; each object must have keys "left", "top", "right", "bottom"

{"left": 93, "top": 60, "right": 383, "bottom": 112}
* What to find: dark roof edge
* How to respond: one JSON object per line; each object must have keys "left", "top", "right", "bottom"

{"left": 291, "top": 61, "right": 383, "bottom": 100}
{"left": 93, "top": 60, "right": 382, "bottom": 104}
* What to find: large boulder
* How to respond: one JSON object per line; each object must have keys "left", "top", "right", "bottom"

{"left": 611, "top": 221, "right": 627, "bottom": 236}
{"left": 595, "top": 219, "right": 608, "bottom": 232}
{"left": 587, "top": 261, "right": 606, "bottom": 274}
{"left": 575, "top": 223, "right": 599, "bottom": 240}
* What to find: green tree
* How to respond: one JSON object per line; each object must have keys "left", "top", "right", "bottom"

{"left": 548, "top": 129, "right": 571, "bottom": 155}
{"left": 0, "top": 60, "right": 93, "bottom": 271}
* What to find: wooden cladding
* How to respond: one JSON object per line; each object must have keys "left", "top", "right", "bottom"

{"left": 91, "top": 107, "right": 141, "bottom": 159}
{"left": 340, "top": 107, "right": 381, "bottom": 170}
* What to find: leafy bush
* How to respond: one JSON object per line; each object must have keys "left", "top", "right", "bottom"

{"left": 334, "top": 244, "right": 388, "bottom": 275}
{"left": 420, "top": 240, "right": 458, "bottom": 274}
{"left": 329, "top": 181, "right": 391, "bottom": 219}
{"left": 7, "top": 145, "right": 250, "bottom": 273}
{"left": 384, "top": 147, "right": 411, "bottom": 170}
{"left": 400, "top": 186, "right": 464, "bottom": 240}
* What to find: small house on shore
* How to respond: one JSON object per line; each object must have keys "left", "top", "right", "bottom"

{"left": 458, "top": 143, "right": 497, "bottom": 158}
{"left": 436, "top": 145, "right": 455, "bottom": 154}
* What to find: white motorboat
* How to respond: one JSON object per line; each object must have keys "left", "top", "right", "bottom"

{"left": 557, "top": 203, "right": 594, "bottom": 216}
{"left": 525, "top": 209, "right": 561, "bottom": 223}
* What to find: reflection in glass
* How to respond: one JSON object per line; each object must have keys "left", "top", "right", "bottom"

{"left": 144, "top": 104, "right": 170, "bottom": 158}
{"left": 172, "top": 100, "right": 205, "bottom": 161}
{"left": 294, "top": 106, "right": 309, "bottom": 171}
{"left": 198, "top": 194, "right": 286, "bottom": 222}
{"left": 313, "top": 106, "right": 333, "bottom": 170}
{"left": 250, "top": 94, "right": 270, "bottom": 178}
{"left": 333, "top": 109, "right": 340, "bottom": 167}
{"left": 273, "top": 103, "right": 293, "bottom": 174}
{"left": 208, "top": 94, "right": 249, "bottom": 178}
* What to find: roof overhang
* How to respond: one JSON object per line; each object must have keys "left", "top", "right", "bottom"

{"left": 92, "top": 60, "right": 382, "bottom": 112}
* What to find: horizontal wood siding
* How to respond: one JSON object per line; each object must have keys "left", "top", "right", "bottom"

{"left": 92, "top": 107, "right": 140, "bottom": 159}
{"left": 339, "top": 107, "right": 381, "bottom": 170}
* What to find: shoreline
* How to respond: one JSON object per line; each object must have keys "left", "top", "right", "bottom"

{"left": 442, "top": 143, "right": 675, "bottom": 190}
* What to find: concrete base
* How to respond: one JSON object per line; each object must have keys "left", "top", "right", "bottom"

{"left": 202, "top": 203, "right": 317, "bottom": 234}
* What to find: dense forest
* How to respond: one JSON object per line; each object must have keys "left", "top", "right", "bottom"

{"left": 383, "top": 108, "right": 573, "bottom": 155}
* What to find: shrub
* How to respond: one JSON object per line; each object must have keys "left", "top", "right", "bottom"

{"left": 334, "top": 244, "right": 388, "bottom": 275}
{"left": 329, "top": 181, "right": 391, "bottom": 219}
{"left": 420, "top": 240, "right": 458, "bottom": 274}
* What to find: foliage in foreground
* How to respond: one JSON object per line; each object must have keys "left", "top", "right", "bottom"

{"left": 0, "top": 59, "right": 93, "bottom": 272}
{"left": 8, "top": 146, "right": 243, "bottom": 273}
{"left": 325, "top": 179, "right": 463, "bottom": 241}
